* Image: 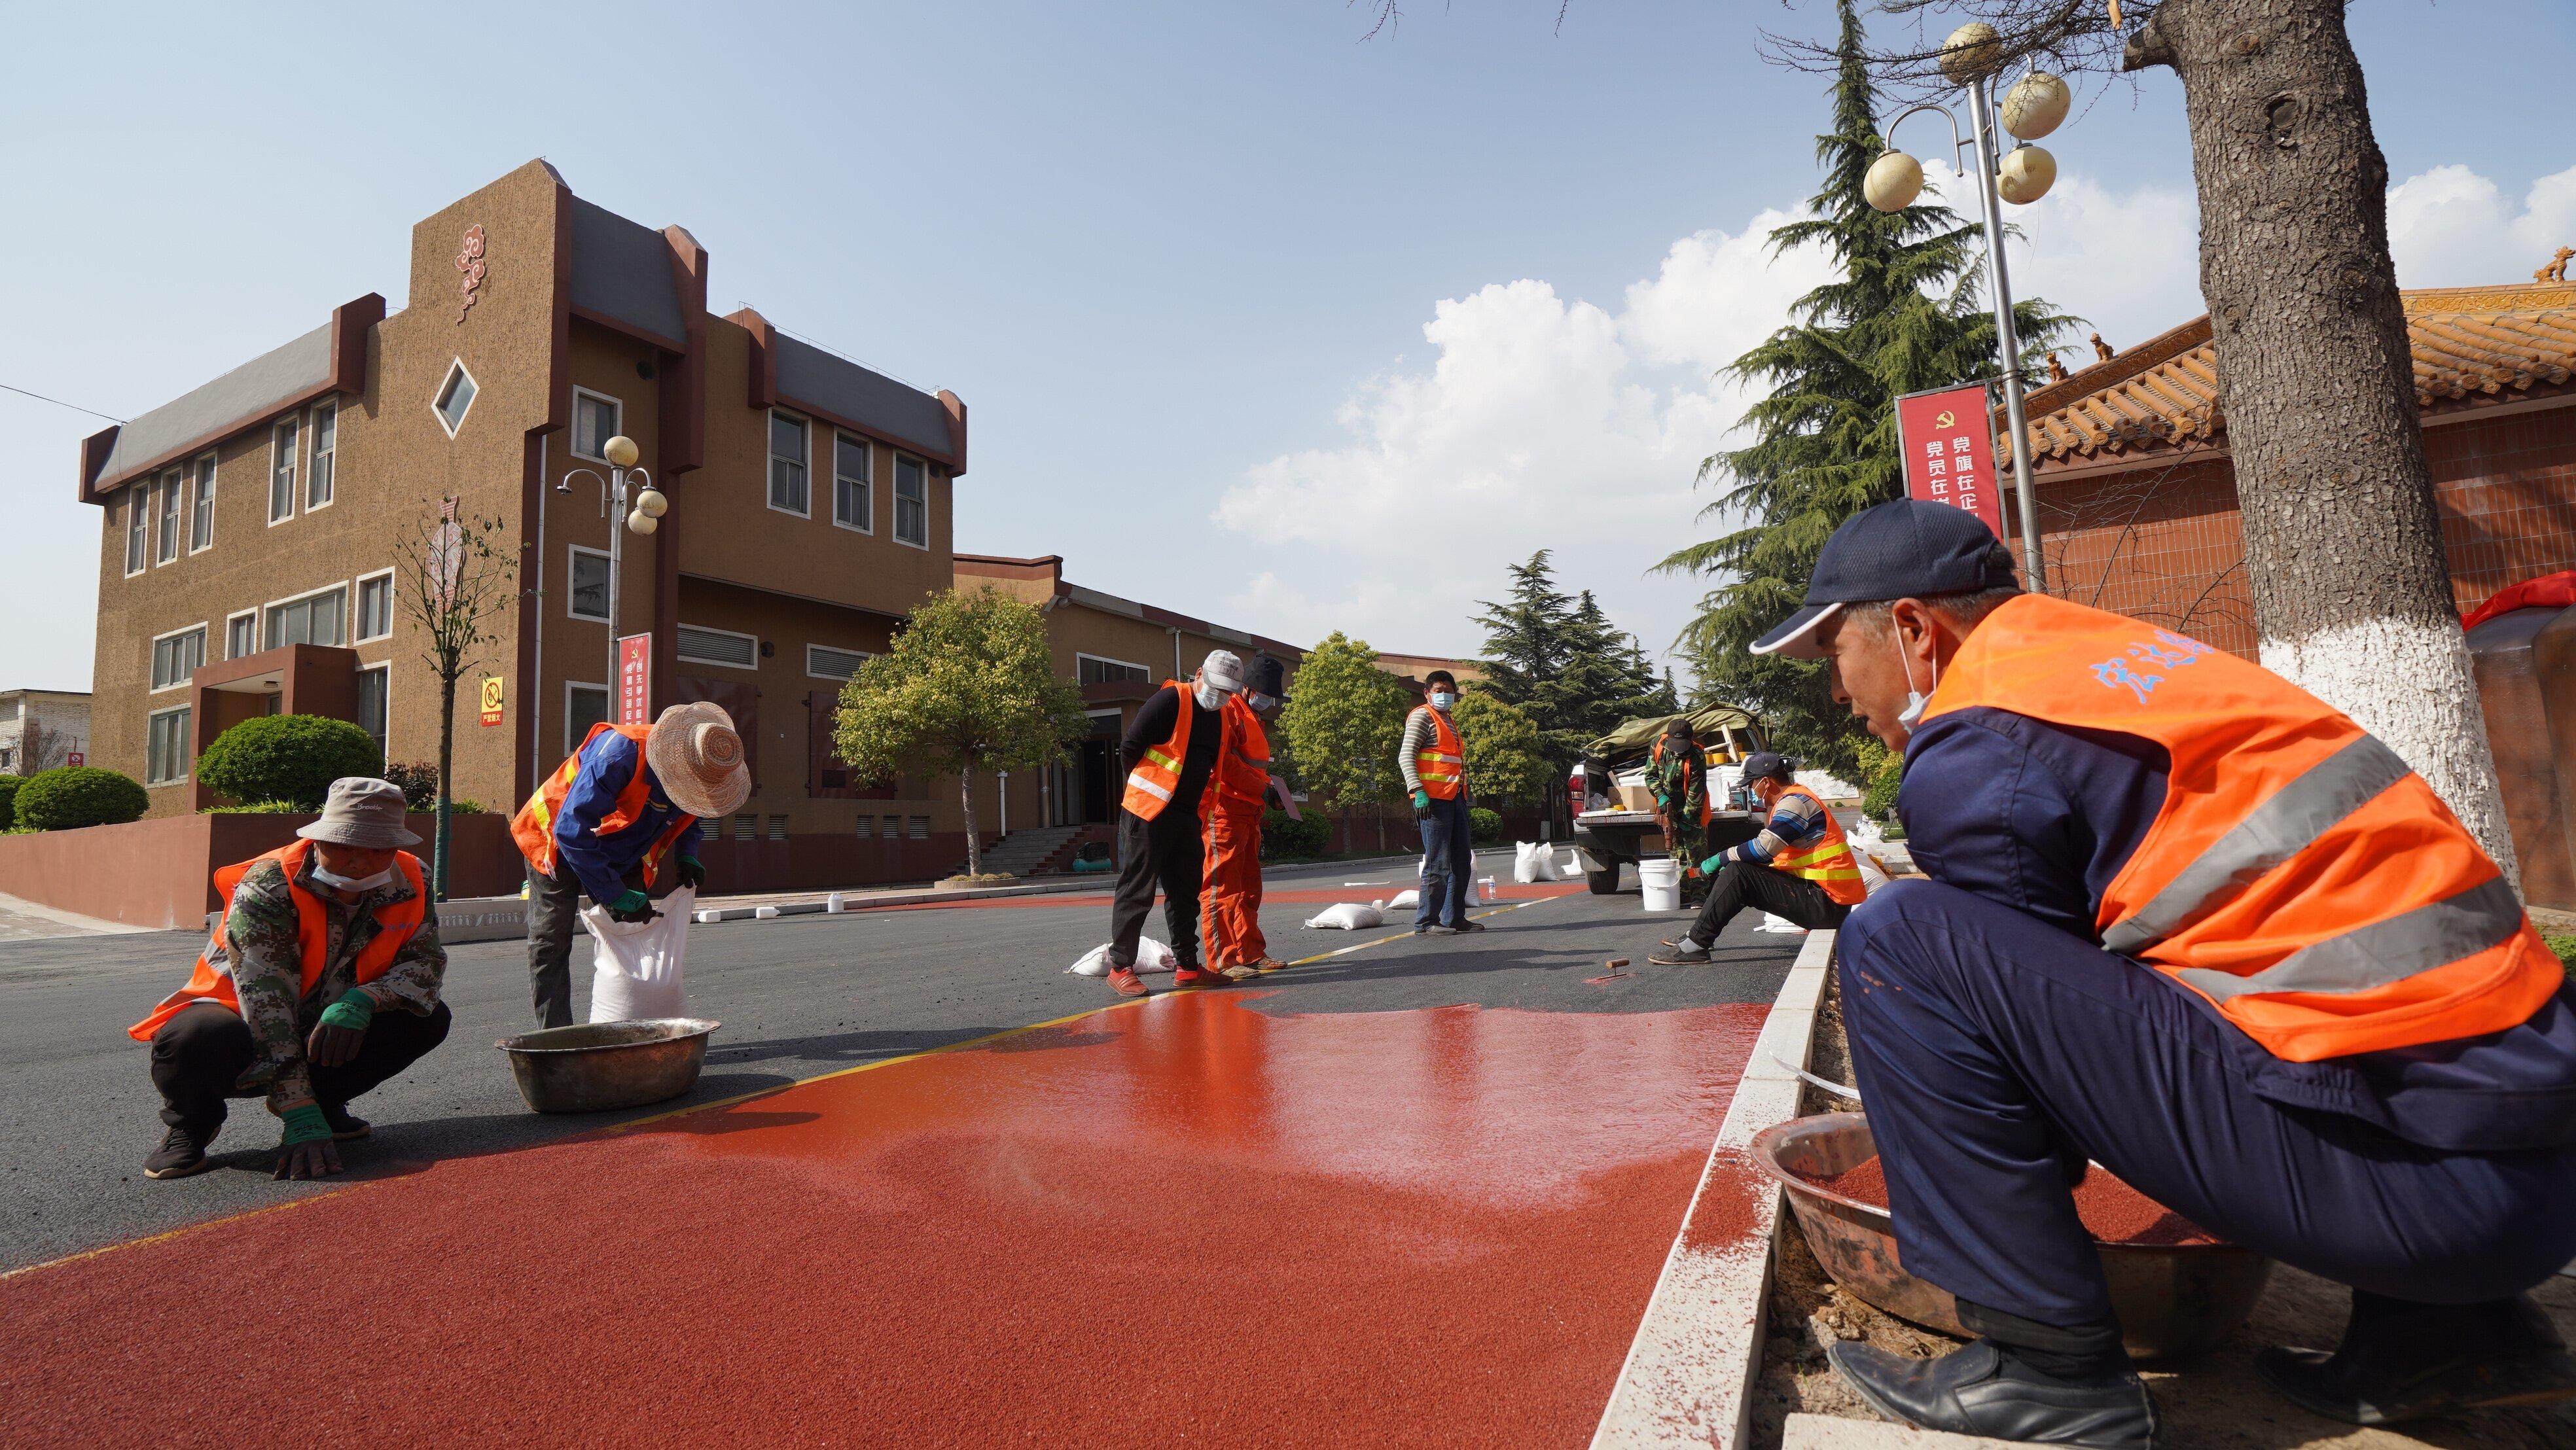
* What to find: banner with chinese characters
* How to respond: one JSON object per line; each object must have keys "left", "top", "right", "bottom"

{"left": 617, "top": 634, "right": 653, "bottom": 726}
{"left": 1896, "top": 383, "right": 2005, "bottom": 541}
{"left": 478, "top": 675, "right": 505, "bottom": 728}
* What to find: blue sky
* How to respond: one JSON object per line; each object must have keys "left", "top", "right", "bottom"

{"left": 6, "top": 0, "right": 2573, "bottom": 695}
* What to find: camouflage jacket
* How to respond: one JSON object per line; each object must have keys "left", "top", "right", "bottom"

{"left": 1649, "top": 741, "right": 1708, "bottom": 821}
{"left": 217, "top": 853, "right": 446, "bottom": 1114}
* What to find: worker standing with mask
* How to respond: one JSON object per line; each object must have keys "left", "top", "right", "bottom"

{"left": 1201, "top": 657, "right": 1293, "bottom": 978}
{"left": 1400, "top": 670, "right": 1482, "bottom": 936}
{"left": 1099, "top": 650, "right": 1243, "bottom": 998}
{"left": 1649, "top": 718, "right": 1713, "bottom": 904}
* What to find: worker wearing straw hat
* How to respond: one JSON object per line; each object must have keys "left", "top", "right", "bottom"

{"left": 512, "top": 701, "right": 751, "bottom": 1029}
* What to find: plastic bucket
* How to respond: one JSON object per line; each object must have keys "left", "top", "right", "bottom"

{"left": 1638, "top": 857, "right": 1681, "bottom": 911}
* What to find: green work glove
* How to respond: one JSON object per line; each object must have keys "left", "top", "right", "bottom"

{"left": 1700, "top": 852, "right": 1731, "bottom": 876}
{"left": 675, "top": 856, "right": 707, "bottom": 890}
{"left": 1411, "top": 789, "right": 1432, "bottom": 811}
{"left": 279, "top": 1103, "right": 332, "bottom": 1147}
{"left": 608, "top": 888, "right": 652, "bottom": 917}
{"left": 316, "top": 988, "right": 374, "bottom": 1034}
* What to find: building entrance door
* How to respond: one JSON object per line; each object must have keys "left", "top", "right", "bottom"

{"left": 1079, "top": 711, "right": 1120, "bottom": 824}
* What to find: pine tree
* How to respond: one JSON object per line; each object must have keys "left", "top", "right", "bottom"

{"left": 1478, "top": 558, "right": 1674, "bottom": 771}
{"left": 1475, "top": 552, "right": 1575, "bottom": 711}
{"left": 1656, "top": 0, "right": 2071, "bottom": 779}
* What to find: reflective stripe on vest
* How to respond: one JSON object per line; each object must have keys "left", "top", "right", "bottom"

{"left": 1922, "top": 592, "right": 2560, "bottom": 1062}
{"left": 1412, "top": 706, "right": 1464, "bottom": 800}
{"left": 1207, "top": 694, "right": 1272, "bottom": 816}
{"left": 128, "top": 839, "right": 428, "bottom": 1042}
{"left": 510, "top": 722, "right": 691, "bottom": 885}
{"left": 1764, "top": 784, "right": 1865, "bottom": 905}
{"left": 1121, "top": 682, "right": 1195, "bottom": 821}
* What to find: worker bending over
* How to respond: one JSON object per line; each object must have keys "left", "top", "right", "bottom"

{"left": 512, "top": 701, "right": 749, "bottom": 1028}
{"left": 1649, "top": 750, "right": 1863, "bottom": 964}
{"left": 1202, "top": 657, "right": 1293, "bottom": 977}
{"left": 1100, "top": 650, "right": 1244, "bottom": 997}
{"left": 1649, "top": 718, "right": 1714, "bottom": 904}
{"left": 1762, "top": 500, "right": 2576, "bottom": 1445}
{"left": 1401, "top": 670, "right": 1483, "bottom": 936}
{"left": 132, "top": 779, "right": 450, "bottom": 1182}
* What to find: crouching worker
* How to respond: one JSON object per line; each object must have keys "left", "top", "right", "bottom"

{"left": 1763, "top": 500, "right": 2576, "bottom": 1445}
{"left": 1649, "top": 751, "right": 1863, "bottom": 964}
{"left": 130, "top": 778, "right": 450, "bottom": 1182}
{"left": 513, "top": 701, "right": 748, "bottom": 1029}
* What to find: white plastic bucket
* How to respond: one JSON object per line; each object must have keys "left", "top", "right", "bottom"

{"left": 1637, "top": 857, "right": 1681, "bottom": 912}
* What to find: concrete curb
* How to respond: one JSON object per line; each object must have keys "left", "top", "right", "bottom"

{"left": 1590, "top": 927, "right": 1836, "bottom": 1449}
{"left": 1780, "top": 1414, "right": 2019, "bottom": 1449}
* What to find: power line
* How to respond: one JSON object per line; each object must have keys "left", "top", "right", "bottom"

{"left": 0, "top": 382, "right": 124, "bottom": 423}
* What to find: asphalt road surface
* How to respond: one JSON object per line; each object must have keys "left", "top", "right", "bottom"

{"left": 0, "top": 849, "right": 1800, "bottom": 1273}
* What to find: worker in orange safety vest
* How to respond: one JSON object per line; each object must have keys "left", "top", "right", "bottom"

{"left": 1201, "top": 656, "right": 1295, "bottom": 976}
{"left": 1098, "top": 650, "right": 1243, "bottom": 998}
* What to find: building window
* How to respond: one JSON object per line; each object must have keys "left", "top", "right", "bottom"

{"left": 226, "top": 611, "right": 257, "bottom": 660}
{"left": 156, "top": 469, "right": 183, "bottom": 565}
{"left": 1077, "top": 654, "right": 1150, "bottom": 686}
{"left": 733, "top": 813, "right": 757, "bottom": 841}
{"left": 189, "top": 453, "right": 217, "bottom": 553}
{"left": 433, "top": 360, "right": 477, "bottom": 436}
{"left": 565, "top": 682, "right": 610, "bottom": 754}
{"left": 270, "top": 417, "right": 298, "bottom": 524}
{"left": 768, "top": 412, "right": 809, "bottom": 516}
{"left": 151, "top": 626, "right": 207, "bottom": 692}
{"left": 124, "top": 485, "right": 149, "bottom": 575}
{"left": 147, "top": 706, "right": 193, "bottom": 786}
{"left": 807, "top": 645, "right": 870, "bottom": 682}
{"left": 833, "top": 433, "right": 872, "bottom": 532}
{"left": 306, "top": 402, "right": 336, "bottom": 510}
{"left": 355, "top": 571, "right": 394, "bottom": 642}
{"left": 264, "top": 585, "right": 348, "bottom": 650}
{"left": 768, "top": 814, "right": 788, "bottom": 841}
{"left": 855, "top": 815, "right": 874, "bottom": 839}
{"left": 355, "top": 665, "right": 389, "bottom": 762}
{"left": 893, "top": 454, "right": 928, "bottom": 548}
{"left": 676, "top": 623, "right": 757, "bottom": 669}
{"left": 882, "top": 815, "right": 902, "bottom": 838}
{"left": 567, "top": 546, "right": 611, "bottom": 622}
{"left": 908, "top": 815, "right": 930, "bottom": 840}
{"left": 572, "top": 389, "right": 622, "bottom": 462}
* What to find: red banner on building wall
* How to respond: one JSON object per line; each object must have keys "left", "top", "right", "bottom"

{"left": 1897, "top": 383, "right": 2005, "bottom": 541}
{"left": 617, "top": 634, "right": 653, "bottom": 726}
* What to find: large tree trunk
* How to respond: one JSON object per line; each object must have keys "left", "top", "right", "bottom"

{"left": 2127, "top": 0, "right": 2518, "bottom": 887}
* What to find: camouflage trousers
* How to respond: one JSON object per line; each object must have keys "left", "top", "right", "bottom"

{"left": 1666, "top": 821, "right": 1710, "bottom": 905}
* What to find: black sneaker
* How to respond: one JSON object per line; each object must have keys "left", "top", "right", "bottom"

{"left": 143, "top": 1123, "right": 217, "bottom": 1180}
{"left": 1649, "top": 941, "right": 1713, "bottom": 965}
{"left": 1830, "top": 1339, "right": 2157, "bottom": 1449}
{"left": 319, "top": 1102, "right": 372, "bottom": 1141}
{"left": 1451, "top": 919, "right": 1487, "bottom": 933}
{"left": 2255, "top": 1292, "right": 2576, "bottom": 1424}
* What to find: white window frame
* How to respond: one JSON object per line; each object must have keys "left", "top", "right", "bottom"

{"left": 892, "top": 453, "right": 930, "bottom": 549}
{"left": 353, "top": 568, "right": 396, "bottom": 643}
{"left": 831, "top": 432, "right": 874, "bottom": 535}
{"left": 188, "top": 451, "right": 217, "bottom": 554}
{"left": 571, "top": 387, "right": 623, "bottom": 463}
{"left": 154, "top": 467, "right": 183, "bottom": 565}
{"left": 565, "top": 545, "right": 612, "bottom": 623}
{"left": 304, "top": 400, "right": 337, "bottom": 512}
{"left": 1077, "top": 652, "right": 1150, "bottom": 686}
{"left": 124, "top": 483, "right": 149, "bottom": 576}
{"left": 261, "top": 579, "right": 351, "bottom": 651}
{"left": 433, "top": 358, "right": 478, "bottom": 438}
{"left": 224, "top": 609, "right": 259, "bottom": 660}
{"left": 806, "top": 643, "right": 872, "bottom": 682}
{"left": 149, "top": 622, "right": 209, "bottom": 694}
{"left": 564, "top": 680, "right": 611, "bottom": 755}
{"left": 355, "top": 662, "right": 392, "bottom": 757}
{"left": 269, "top": 417, "right": 298, "bottom": 525}
{"left": 146, "top": 704, "right": 194, "bottom": 787}
{"left": 675, "top": 622, "right": 760, "bottom": 671}
{"left": 766, "top": 409, "right": 811, "bottom": 519}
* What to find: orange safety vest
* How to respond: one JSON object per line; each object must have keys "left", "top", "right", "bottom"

{"left": 511, "top": 722, "right": 694, "bottom": 885}
{"left": 1651, "top": 735, "right": 1715, "bottom": 827}
{"left": 1411, "top": 705, "right": 1464, "bottom": 801}
{"left": 1204, "top": 693, "right": 1272, "bottom": 819}
{"left": 1924, "top": 593, "right": 2562, "bottom": 1063}
{"left": 1121, "top": 682, "right": 1196, "bottom": 821}
{"left": 1766, "top": 783, "right": 1866, "bottom": 905}
{"left": 128, "top": 839, "right": 427, "bottom": 1041}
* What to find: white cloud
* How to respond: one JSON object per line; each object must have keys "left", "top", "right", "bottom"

{"left": 2388, "top": 163, "right": 2576, "bottom": 287}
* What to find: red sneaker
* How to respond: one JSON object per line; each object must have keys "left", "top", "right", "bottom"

{"left": 1172, "top": 964, "right": 1230, "bottom": 988}
{"left": 1107, "top": 966, "right": 1150, "bottom": 998}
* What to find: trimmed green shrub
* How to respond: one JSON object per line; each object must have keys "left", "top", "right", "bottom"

{"left": 1260, "top": 807, "right": 1331, "bottom": 860}
{"left": 194, "top": 715, "right": 383, "bottom": 811}
{"left": 2548, "top": 934, "right": 2576, "bottom": 972}
{"left": 448, "top": 800, "right": 488, "bottom": 815}
{"left": 204, "top": 800, "right": 306, "bottom": 814}
{"left": 0, "top": 775, "right": 22, "bottom": 832}
{"left": 1469, "top": 806, "right": 1503, "bottom": 844}
{"left": 16, "top": 766, "right": 150, "bottom": 831}
{"left": 384, "top": 762, "right": 440, "bottom": 812}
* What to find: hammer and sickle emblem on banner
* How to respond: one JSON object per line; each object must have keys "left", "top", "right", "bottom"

{"left": 1934, "top": 408, "right": 1957, "bottom": 429}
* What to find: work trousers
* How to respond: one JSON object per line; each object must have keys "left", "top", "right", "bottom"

{"left": 1684, "top": 861, "right": 1848, "bottom": 948}
{"left": 1109, "top": 806, "right": 1204, "bottom": 969}
{"left": 149, "top": 999, "right": 454, "bottom": 1134}
{"left": 1416, "top": 794, "right": 1474, "bottom": 928}
{"left": 1665, "top": 818, "right": 1708, "bottom": 899}
{"left": 1200, "top": 805, "right": 1268, "bottom": 966}
{"left": 526, "top": 860, "right": 668, "bottom": 1028}
{"left": 1838, "top": 880, "right": 2576, "bottom": 1328}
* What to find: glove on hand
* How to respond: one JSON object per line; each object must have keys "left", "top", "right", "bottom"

{"left": 607, "top": 889, "right": 656, "bottom": 922}
{"left": 1699, "top": 853, "right": 1732, "bottom": 877}
{"left": 316, "top": 989, "right": 374, "bottom": 1034}
{"left": 675, "top": 857, "right": 707, "bottom": 890}
{"left": 1411, "top": 788, "right": 1433, "bottom": 811}
{"left": 278, "top": 1103, "right": 333, "bottom": 1147}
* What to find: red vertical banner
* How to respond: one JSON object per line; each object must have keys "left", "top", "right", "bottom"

{"left": 617, "top": 634, "right": 653, "bottom": 726}
{"left": 1896, "top": 383, "right": 2007, "bottom": 542}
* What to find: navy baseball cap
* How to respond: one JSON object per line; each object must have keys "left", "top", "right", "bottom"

{"left": 1740, "top": 751, "right": 1795, "bottom": 784}
{"left": 1751, "top": 499, "right": 2012, "bottom": 659}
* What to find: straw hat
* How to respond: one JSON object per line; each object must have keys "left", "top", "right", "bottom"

{"left": 645, "top": 701, "right": 752, "bottom": 819}
{"left": 296, "top": 777, "right": 421, "bottom": 848}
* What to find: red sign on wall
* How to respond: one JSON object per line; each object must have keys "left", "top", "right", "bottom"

{"left": 617, "top": 634, "right": 653, "bottom": 726}
{"left": 1897, "top": 383, "right": 2006, "bottom": 542}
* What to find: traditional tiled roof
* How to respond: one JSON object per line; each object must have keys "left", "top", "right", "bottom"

{"left": 2013, "top": 281, "right": 2576, "bottom": 469}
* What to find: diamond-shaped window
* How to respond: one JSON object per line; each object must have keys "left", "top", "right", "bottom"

{"left": 433, "top": 360, "right": 478, "bottom": 436}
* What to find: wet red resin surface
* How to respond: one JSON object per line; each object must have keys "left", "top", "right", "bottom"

{"left": 2, "top": 992, "right": 1761, "bottom": 1447}
{"left": 865, "top": 880, "right": 1586, "bottom": 914}
{"left": 1803, "top": 1156, "right": 2221, "bottom": 1247}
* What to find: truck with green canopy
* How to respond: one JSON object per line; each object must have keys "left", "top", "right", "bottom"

{"left": 1564, "top": 703, "right": 1771, "bottom": 896}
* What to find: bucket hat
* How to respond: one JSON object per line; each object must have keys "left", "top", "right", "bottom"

{"left": 645, "top": 701, "right": 753, "bottom": 819}
{"left": 296, "top": 777, "right": 421, "bottom": 848}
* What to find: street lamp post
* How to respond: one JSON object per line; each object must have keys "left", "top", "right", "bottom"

{"left": 558, "top": 434, "right": 669, "bottom": 711}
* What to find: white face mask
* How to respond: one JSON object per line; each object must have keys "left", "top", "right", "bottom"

{"left": 310, "top": 864, "right": 394, "bottom": 894}
{"left": 1430, "top": 691, "right": 1457, "bottom": 711}
{"left": 1194, "top": 681, "right": 1230, "bottom": 711}
{"left": 1893, "top": 627, "right": 1940, "bottom": 731}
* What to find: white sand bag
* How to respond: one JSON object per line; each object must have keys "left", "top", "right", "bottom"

{"left": 1513, "top": 840, "right": 1560, "bottom": 883}
{"left": 1067, "top": 937, "right": 1177, "bottom": 976}
{"left": 1304, "top": 902, "right": 1384, "bottom": 930}
{"left": 1757, "top": 912, "right": 1808, "bottom": 933}
{"left": 582, "top": 887, "right": 694, "bottom": 1023}
{"left": 1857, "top": 851, "right": 1893, "bottom": 897}
{"left": 1383, "top": 888, "right": 1420, "bottom": 911}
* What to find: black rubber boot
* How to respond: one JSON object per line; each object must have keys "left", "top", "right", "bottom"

{"left": 2255, "top": 1290, "right": 2576, "bottom": 1424}
{"left": 1827, "top": 1339, "right": 2158, "bottom": 1448}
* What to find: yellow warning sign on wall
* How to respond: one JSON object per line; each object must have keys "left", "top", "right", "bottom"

{"left": 478, "top": 675, "right": 505, "bottom": 727}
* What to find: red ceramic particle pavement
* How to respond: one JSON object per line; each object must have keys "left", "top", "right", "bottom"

{"left": 1, "top": 991, "right": 1761, "bottom": 1449}
{"left": 861, "top": 880, "right": 1586, "bottom": 913}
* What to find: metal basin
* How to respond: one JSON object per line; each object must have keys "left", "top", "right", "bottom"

{"left": 495, "top": 1018, "right": 719, "bottom": 1114}
{"left": 1751, "top": 1112, "right": 2274, "bottom": 1361}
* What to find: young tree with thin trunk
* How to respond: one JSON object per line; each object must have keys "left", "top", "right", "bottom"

{"left": 393, "top": 499, "right": 517, "bottom": 901}
{"left": 1275, "top": 632, "right": 1412, "bottom": 854}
